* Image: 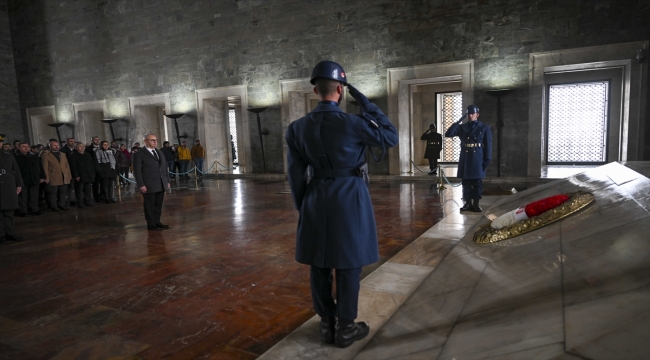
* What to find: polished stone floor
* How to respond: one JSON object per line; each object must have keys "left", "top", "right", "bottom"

{"left": 0, "top": 178, "right": 449, "bottom": 359}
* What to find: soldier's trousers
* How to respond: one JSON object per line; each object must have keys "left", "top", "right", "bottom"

{"left": 462, "top": 179, "right": 483, "bottom": 200}
{"left": 0, "top": 209, "right": 16, "bottom": 238}
{"left": 310, "top": 266, "right": 362, "bottom": 322}
{"left": 427, "top": 158, "right": 438, "bottom": 171}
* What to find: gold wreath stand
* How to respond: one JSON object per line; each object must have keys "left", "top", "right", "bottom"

{"left": 473, "top": 191, "right": 595, "bottom": 244}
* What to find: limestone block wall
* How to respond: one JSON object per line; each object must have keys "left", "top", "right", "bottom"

{"left": 6, "top": 0, "right": 650, "bottom": 174}
{"left": 0, "top": 0, "right": 22, "bottom": 142}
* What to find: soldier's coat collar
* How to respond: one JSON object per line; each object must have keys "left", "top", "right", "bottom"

{"left": 463, "top": 120, "right": 485, "bottom": 138}
{"left": 311, "top": 102, "right": 345, "bottom": 113}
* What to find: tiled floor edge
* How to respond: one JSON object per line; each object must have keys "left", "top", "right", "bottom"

{"left": 258, "top": 213, "right": 487, "bottom": 359}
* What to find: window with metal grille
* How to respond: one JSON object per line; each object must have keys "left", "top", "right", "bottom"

{"left": 546, "top": 82, "right": 608, "bottom": 164}
{"left": 229, "top": 109, "right": 238, "bottom": 164}
{"left": 437, "top": 92, "right": 462, "bottom": 163}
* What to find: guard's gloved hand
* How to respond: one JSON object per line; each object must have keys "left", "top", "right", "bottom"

{"left": 346, "top": 84, "right": 370, "bottom": 108}
{"left": 457, "top": 113, "right": 468, "bottom": 124}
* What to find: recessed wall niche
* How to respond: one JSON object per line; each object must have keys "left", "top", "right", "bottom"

{"left": 279, "top": 78, "right": 347, "bottom": 173}
{"left": 72, "top": 100, "right": 109, "bottom": 144}
{"left": 387, "top": 60, "right": 475, "bottom": 175}
{"left": 196, "top": 86, "right": 250, "bottom": 173}
{"left": 26, "top": 105, "right": 58, "bottom": 146}
{"left": 527, "top": 41, "right": 649, "bottom": 177}
{"left": 128, "top": 93, "right": 172, "bottom": 146}
{"left": 411, "top": 82, "right": 462, "bottom": 169}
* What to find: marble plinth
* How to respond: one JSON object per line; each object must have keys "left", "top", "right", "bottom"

{"left": 262, "top": 162, "right": 650, "bottom": 360}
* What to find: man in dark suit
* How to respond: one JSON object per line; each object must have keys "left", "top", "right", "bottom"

{"left": 87, "top": 136, "right": 102, "bottom": 202}
{"left": 420, "top": 124, "right": 443, "bottom": 174}
{"left": 60, "top": 137, "right": 76, "bottom": 206}
{"left": 0, "top": 135, "right": 24, "bottom": 245}
{"left": 286, "top": 61, "right": 398, "bottom": 348}
{"left": 15, "top": 142, "right": 45, "bottom": 216}
{"left": 132, "top": 133, "right": 171, "bottom": 230}
{"left": 445, "top": 105, "right": 492, "bottom": 212}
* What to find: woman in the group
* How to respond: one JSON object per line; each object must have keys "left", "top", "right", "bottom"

{"left": 95, "top": 141, "right": 117, "bottom": 204}
{"left": 130, "top": 147, "right": 139, "bottom": 174}
{"left": 116, "top": 144, "right": 131, "bottom": 186}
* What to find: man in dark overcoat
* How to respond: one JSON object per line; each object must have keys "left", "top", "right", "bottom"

{"left": 420, "top": 124, "right": 443, "bottom": 174}
{"left": 132, "top": 133, "right": 170, "bottom": 230}
{"left": 87, "top": 136, "right": 102, "bottom": 202}
{"left": 444, "top": 104, "right": 492, "bottom": 212}
{"left": 60, "top": 137, "right": 77, "bottom": 206}
{"left": 15, "top": 142, "right": 45, "bottom": 216}
{"left": 69, "top": 143, "right": 97, "bottom": 208}
{"left": 0, "top": 136, "right": 24, "bottom": 245}
{"left": 286, "top": 61, "right": 398, "bottom": 348}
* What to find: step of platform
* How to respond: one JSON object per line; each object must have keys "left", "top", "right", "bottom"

{"left": 258, "top": 194, "right": 497, "bottom": 360}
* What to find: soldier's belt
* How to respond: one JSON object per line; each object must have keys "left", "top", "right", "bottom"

{"left": 464, "top": 143, "right": 482, "bottom": 148}
{"left": 313, "top": 167, "right": 360, "bottom": 178}
{"left": 427, "top": 141, "right": 440, "bottom": 145}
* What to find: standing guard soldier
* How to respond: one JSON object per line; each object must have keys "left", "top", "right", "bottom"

{"left": 420, "top": 124, "right": 442, "bottom": 174}
{"left": 286, "top": 61, "right": 398, "bottom": 348}
{"left": 444, "top": 105, "right": 492, "bottom": 212}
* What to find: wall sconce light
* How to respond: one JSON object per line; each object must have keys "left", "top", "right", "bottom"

{"left": 485, "top": 89, "right": 512, "bottom": 177}
{"left": 101, "top": 118, "right": 124, "bottom": 142}
{"left": 247, "top": 107, "right": 268, "bottom": 174}
{"left": 164, "top": 113, "right": 189, "bottom": 146}
{"left": 636, "top": 48, "right": 645, "bottom": 63}
{"left": 47, "top": 123, "right": 66, "bottom": 143}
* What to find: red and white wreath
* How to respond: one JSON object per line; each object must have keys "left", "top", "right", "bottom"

{"left": 491, "top": 194, "right": 571, "bottom": 229}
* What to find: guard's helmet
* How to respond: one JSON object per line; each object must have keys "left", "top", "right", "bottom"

{"left": 467, "top": 105, "right": 480, "bottom": 114}
{"left": 310, "top": 61, "right": 347, "bottom": 85}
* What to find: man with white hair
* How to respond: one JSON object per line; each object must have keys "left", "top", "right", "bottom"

{"left": 132, "top": 133, "right": 171, "bottom": 230}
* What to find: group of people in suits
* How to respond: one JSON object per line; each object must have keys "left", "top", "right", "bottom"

{"left": 0, "top": 133, "right": 173, "bottom": 245}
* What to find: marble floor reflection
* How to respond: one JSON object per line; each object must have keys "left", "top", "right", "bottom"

{"left": 0, "top": 178, "right": 449, "bottom": 359}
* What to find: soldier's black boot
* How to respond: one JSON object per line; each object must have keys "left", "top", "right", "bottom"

{"left": 460, "top": 200, "right": 472, "bottom": 212}
{"left": 319, "top": 316, "right": 336, "bottom": 344}
{"left": 335, "top": 320, "right": 370, "bottom": 348}
{"left": 471, "top": 198, "right": 483, "bottom": 212}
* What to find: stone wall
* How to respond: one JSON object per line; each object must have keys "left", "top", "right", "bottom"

{"left": 6, "top": 0, "right": 650, "bottom": 174}
{"left": 0, "top": 0, "right": 22, "bottom": 143}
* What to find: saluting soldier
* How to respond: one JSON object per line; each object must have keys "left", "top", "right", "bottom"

{"left": 420, "top": 124, "right": 442, "bottom": 174}
{"left": 286, "top": 61, "right": 398, "bottom": 348}
{"left": 445, "top": 105, "right": 492, "bottom": 212}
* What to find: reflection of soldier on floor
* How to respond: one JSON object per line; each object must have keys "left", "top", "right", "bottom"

{"left": 420, "top": 124, "right": 442, "bottom": 175}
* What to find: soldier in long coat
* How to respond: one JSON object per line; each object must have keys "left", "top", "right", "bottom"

{"left": 444, "top": 105, "right": 492, "bottom": 212}
{"left": 0, "top": 136, "right": 24, "bottom": 244}
{"left": 420, "top": 124, "right": 442, "bottom": 174}
{"left": 286, "top": 61, "right": 398, "bottom": 348}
